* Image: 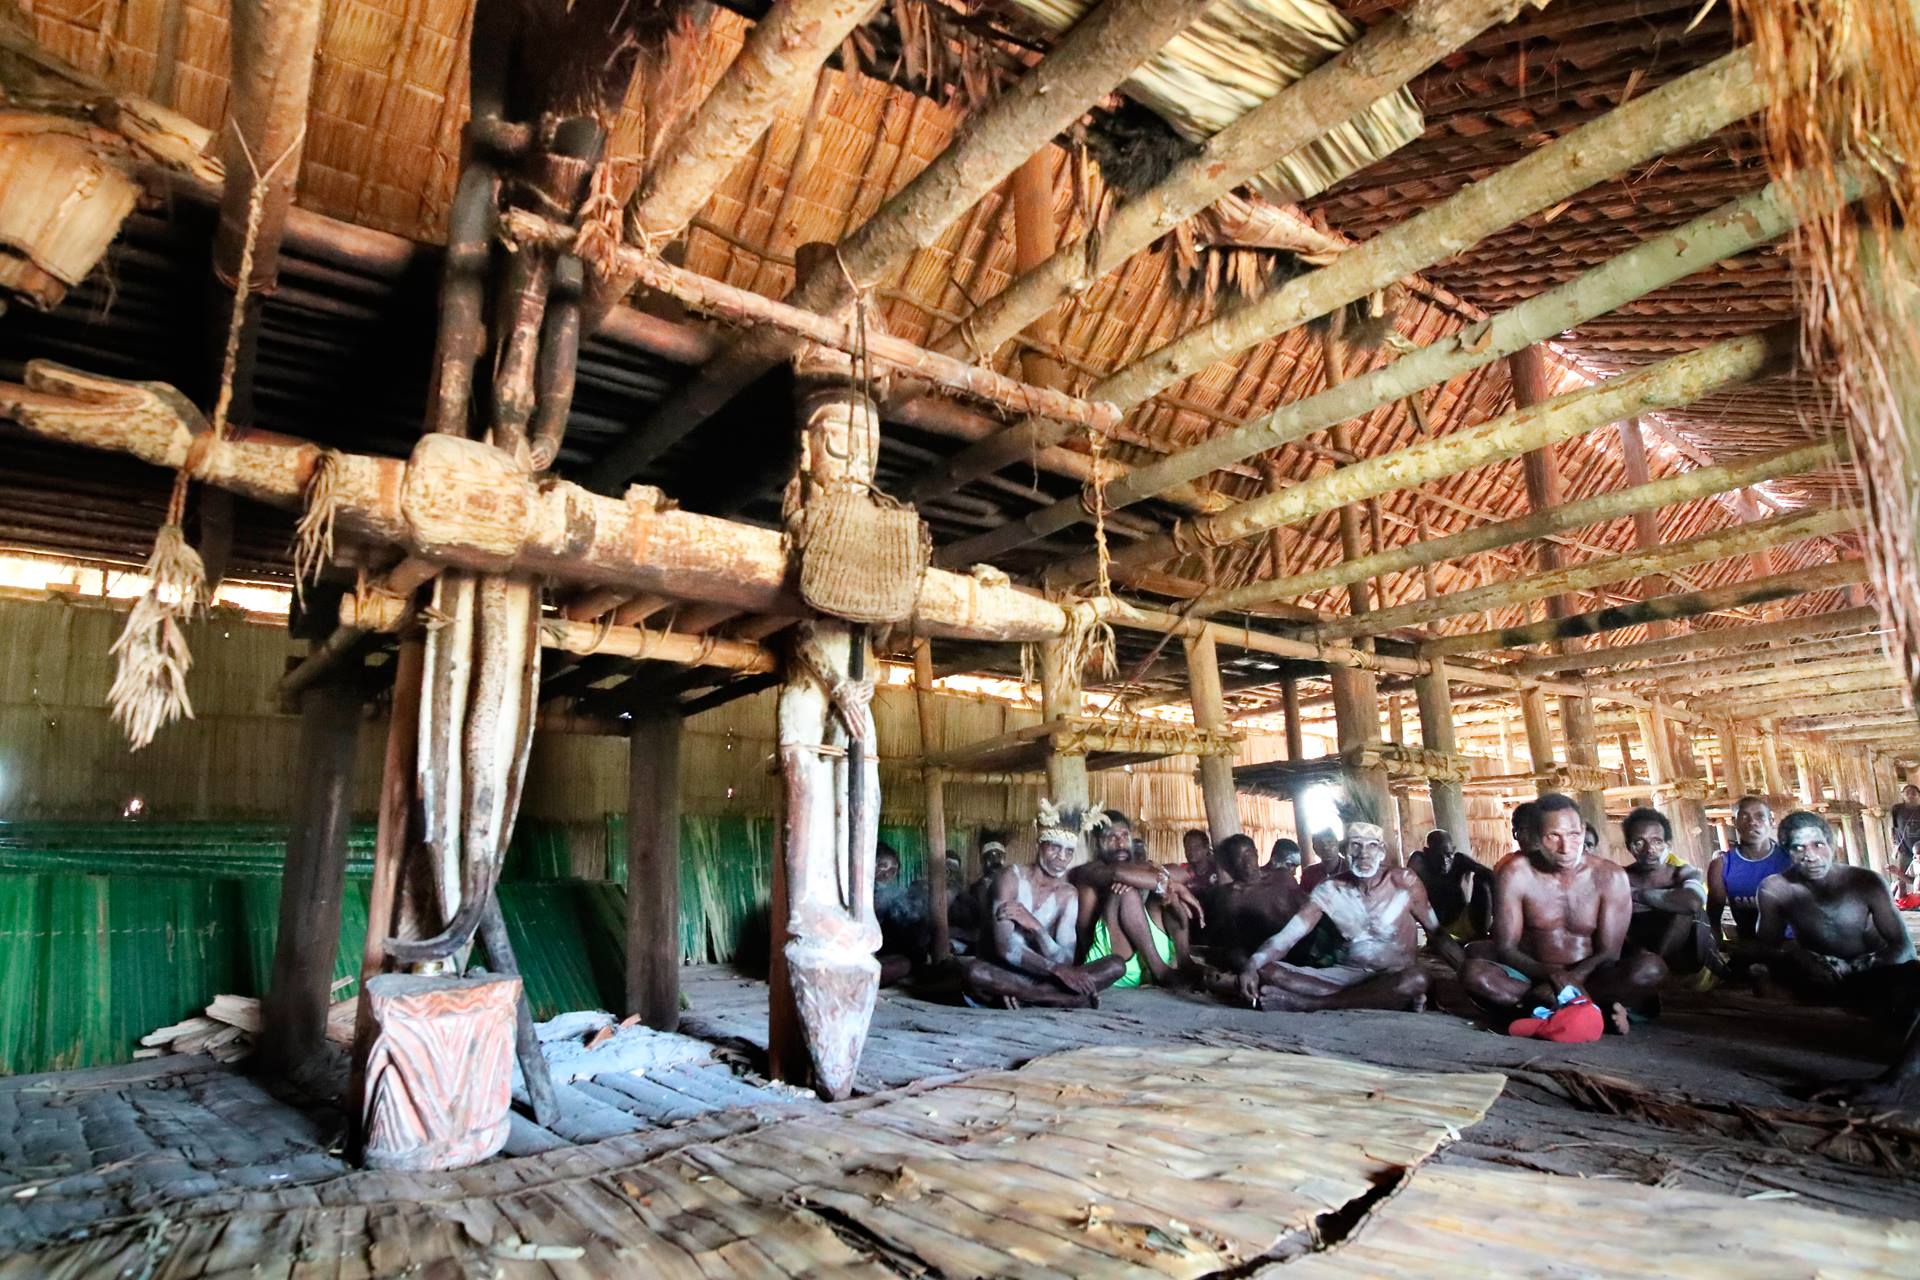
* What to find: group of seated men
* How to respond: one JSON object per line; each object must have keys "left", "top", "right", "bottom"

{"left": 945, "top": 793, "right": 1920, "bottom": 1101}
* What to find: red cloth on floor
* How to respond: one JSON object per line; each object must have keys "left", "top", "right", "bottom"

{"left": 1507, "top": 998, "right": 1604, "bottom": 1043}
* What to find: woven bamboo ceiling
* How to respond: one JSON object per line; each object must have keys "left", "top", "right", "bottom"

{"left": 0, "top": 0, "right": 1902, "bottom": 740}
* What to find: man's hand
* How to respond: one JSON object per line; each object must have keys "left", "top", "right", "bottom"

{"left": 1052, "top": 963, "right": 1096, "bottom": 996}
{"left": 1166, "top": 880, "right": 1205, "bottom": 928}
{"left": 1237, "top": 966, "right": 1262, "bottom": 1005}
{"left": 994, "top": 901, "right": 1043, "bottom": 933}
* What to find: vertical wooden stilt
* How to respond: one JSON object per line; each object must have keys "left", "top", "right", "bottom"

{"left": 1665, "top": 715, "right": 1713, "bottom": 868}
{"left": 1758, "top": 719, "right": 1791, "bottom": 811}
{"left": 349, "top": 635, "right": 422, "bottom": 1157}
{"left": 1281, "top": 676, "right": 1312, "bottom": 842}
{"left": 1183, "top": 631, "right": 1243, "bottom": 843}
{"left": 259, "top": 665, "right": 364, "bottom": 1082}
{"left": 627, "top": 711, "right": 683, "bottom": 1032}
{"left": 1716, "top": 722, "right": 1746, "bottom": 801}
{"left": 912, "top": 639, "right": 951, "bottom": 960}
{"left": 1040, "top": 637, "right": 1091, "bottom": 841}
{"left": 1521, "top": 689, "right": 1556, "bottom": 792}
{"left": 1416, "top": 661, "right": 1472, "bottom": 855}
{"left": 1560, "top": 693, "right": 1611, "bottom": 857}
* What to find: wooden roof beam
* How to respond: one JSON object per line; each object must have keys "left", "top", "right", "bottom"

{"left": 585, "top": 0, "right": 1219, "bottom": 490}
{"left": 1059, "top": 324, "right": 1797, "bottom": 585}
{"left": 914, "top": 46, "right": 1766, "bottom": 504}
{"left": 1422, "top": 559, "right": 1871, "bottom": 658}
{"left": 1317, "top": 506, "right": 1861, "bottom": 642}
{"left": 1193, "top": 437, "right": 1844, "bottom": 615}
{"left": 923, "top": 0, "right": 1538, "bottom": 365}
{"left": 1510, "top": 605, "right": 1883, "bottom": 674}
{"left": 585, "top": 0, "right": 884, "bottom": 328}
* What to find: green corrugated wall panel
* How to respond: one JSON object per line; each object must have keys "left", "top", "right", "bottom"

{"left": 0, "top": 877, "right": 48, "bottom": 1076}
{"left": 39, "top": 877, "right": 110, "bottom": 1072}
{"left": 104, "top": 878, "right": 244, "bottom": 1067}
{"left": 486, "top": 883, "right": 622, "bottom": 1020}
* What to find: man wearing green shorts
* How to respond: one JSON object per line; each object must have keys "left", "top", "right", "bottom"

{"left": 1070, "top": 810, "right": 1204, "bottom": 989}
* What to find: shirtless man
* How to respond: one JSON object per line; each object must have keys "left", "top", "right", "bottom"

{"left": 1224, "top": 823, "right": 1459, "bottom": 1012}
{"left": 949, "top": 838, "right": 1010, "bottom": 956}
{"left": 1408, "top": 828, "right": 1493, "bottom": 942}
{"left": 1181, "top": 828, "right": 1220, "bottom": 890}
{"left": 873, "top": 844, "right": 928, "bottom": 986}
{"left": 1460, "top": 793, "right": 1667, "bottom": 1031}
{"left": 1070, "top": 810, "right": 1205, "bottom": 989}
{"left": 1203, "top": 832, "right": 1304, "bottom": 965}
{"left": 960, "top": 825, "right": 1127, "bottom": 1008}
{"left": 1269, "top": 838, "right": 1303, "bottom": 887}
{"left": 1750, "top": 811, "right": 1916, "bottom": 1006}
{"left": 1708, "top": 796, "right": 1790, "bottom": 951}
{"left": 1620, "top": 807, "right": 1722, "bottom": 977}
{"left": 1890, "top": 784, "right": 1920, "bottom": 890}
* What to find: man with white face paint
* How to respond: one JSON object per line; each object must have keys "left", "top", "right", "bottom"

{"left": 1751, "top": 811, "right": 1915, "bottom": 1006}
{"left": 959, "top": 810, "right": 1127, "bottom": 1009}
{"left": 1225, "top": 823, "right": 1459, "bottom": 1012}
{"left": 1460, "top": 793, "right": 1667, "bottom": 1033}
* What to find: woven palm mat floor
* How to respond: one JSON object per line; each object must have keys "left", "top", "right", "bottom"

{"left": 7, "top": 1044, "right": 1501, "bottom": 1278}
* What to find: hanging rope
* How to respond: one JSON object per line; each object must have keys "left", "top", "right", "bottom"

{"left": 107, "top": 126, "right": 300, "bottom": 749}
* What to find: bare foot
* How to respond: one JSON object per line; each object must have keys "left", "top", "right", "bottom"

{"left": 1408, "top": 992, "right": 1428, "bottom": 1013}
{"left": 1608, "top": 1002, "right": 1632, "bottom": 1037}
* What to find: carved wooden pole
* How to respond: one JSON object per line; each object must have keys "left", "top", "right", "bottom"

{"left": 1184, "top": 630, "right": 1243, "bottom": 843}
{"left": 627, "top": 711, "right": 683, "bottom": 1032}
{"left": 1415, "top": 661, "right": 1472, "bottom": 855}
{"left": 259, "top": 656, "right": 363, "bottom": 1082}
{"left": 912, "top": 638, "right": 952, "bottom": 960}
{"left": 773, "top": 362, "right": 885, "bottom": 1100}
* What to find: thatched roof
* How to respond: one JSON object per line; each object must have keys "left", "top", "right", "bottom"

{"left": 0, "top": 0, "right": 1902, "bottom": 752}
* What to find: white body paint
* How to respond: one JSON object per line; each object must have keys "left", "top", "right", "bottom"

{"left": 995, "top": 866, "right": 1076, "bottom": 973}
{"left": 1309, "top": 881, "right": 1410, "bottom": 972}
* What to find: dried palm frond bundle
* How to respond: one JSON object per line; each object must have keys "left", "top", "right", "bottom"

{"left": 998, "top": 0, "right": 1421, "bottom": 202}
{"left": 1735, "top": 0, "right": 1920, "bottom": 711}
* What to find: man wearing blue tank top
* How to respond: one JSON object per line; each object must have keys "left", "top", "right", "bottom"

{"left": 1706, "top": 795, "right": 1791, "bottom": 949}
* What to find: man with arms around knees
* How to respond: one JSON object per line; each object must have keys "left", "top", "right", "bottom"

{"left": 1070, "top": 810, "right": 1205, "bottom": 989}
{"left": 1217, "top": 824, "right": 1457, "bottom": 1012}
{"left": 961, "top": 813, "right": 1127, "bottom": 1009}
{"left": 1621, "top": 807, "right": 1723, "bottom": 978}
{"left": 1461, "top": 793, "right": 1666, "bottom": 1033}
{"left": 1751, "top": 811, "right": 1915, "bottom": 1007}
{"left": 1409, "top": 828, "right": 1494, "bottom": 942}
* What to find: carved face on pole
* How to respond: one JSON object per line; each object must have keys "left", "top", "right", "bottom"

{"left": 1538, "top": 803, "right": 1586, "bottom": 872}
{"left": 1342, "top": 824, "right": 1388, "bottom": 880}
{"left": 1781, "top": 812, "right": 1838, "bottom": 880}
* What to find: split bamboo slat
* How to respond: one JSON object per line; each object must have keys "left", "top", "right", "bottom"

{"left": 1, "top": 1045, "right": 1503, "bottom": 1277}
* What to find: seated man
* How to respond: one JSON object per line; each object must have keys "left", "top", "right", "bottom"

{"left": 1460, "top": 793, "right": 1667, "bottom": 1033}
{"left": 949, "top": 838, "right": 1009, "bottom": 955}
{"left": 1268, "top": 838, "right": 1303, "bottom": 887}
{"left": 1750, "top": 811, "right": 1916, "bottom": 1006}
{"left": 1708, "top": 795, "right": 1790, "bottom": 954}
{"left": 1071, "top": 810, "right": 1205, "bottom": 989}
{"left": 1223, "top": 823, "right": 1458, "bottom": 1012}
{"left": 1408, "top": 828, "right": 1493, "bottom": 941}
{"left": 1203, "top": 832, "right": 1304, "bottom": 964}
{"left": 1181, "top": 827, "right": 1220, "bottom": 890}
{"left": 1300, "top": 829, "right": 1345, "bottom": 892}
{"left": 1620, "top": 807, "right": 1722, "bottom": 978}
{"left": 960, "top": 821, "right": 1126, "bottom": 1008}
{"left": 873, "top": 843, "right": 929, "bottom": 985}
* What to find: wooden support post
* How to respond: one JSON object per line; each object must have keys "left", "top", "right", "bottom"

{"left": 1616, "top": 417, "right": 1674, "bottom": 639}
{"left": 1561, "top": 694, "right": 1611, "bottom": 857}
{"left": 1635, "top": 705, "right": 1701, "bottom": 867}
{"left": 1854, "top": 753, "right": 1891, "bottom": 874}
{"left": 1667, "top": 724, "right": 1715, "bottom": 870}
{"left": 349, "top": 634, "right": 422, "bottom": 1158}
{"left": 1183, "top": 630, "right": 1242, "bottom": 844}
{"left": 1415, "top": 661, "right": 1472, "bottom": 855}
{"left": 627, "top": 711, "right": 683, "bottom": 1032}
{"left": 1758, "top": 719, "right": 1789, "bottom": 809}
{"left": 1334, "top": 668, "right": 1398, "bottom": 851}
{"left": 912, "top": 639, "right": 952, "bottom": 961}
{"left": 1520, "top": 688, "right": 1556, "bottom": 794}
{"left": 1717, "top": 723, "right": 1748, "bottom": 802}
{"left": 1040, "top": 636, "right": 1092, "bottom": 845}
{"left": 1282, "top": 676, "right": 1312, "bottom": 841}
{"left": 258, "top": 664, "right": 364, "bottom": 1082}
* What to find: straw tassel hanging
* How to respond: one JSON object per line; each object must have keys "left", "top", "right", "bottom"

{"left": 106, "top": 127, "right": 294, "bottom": 749}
